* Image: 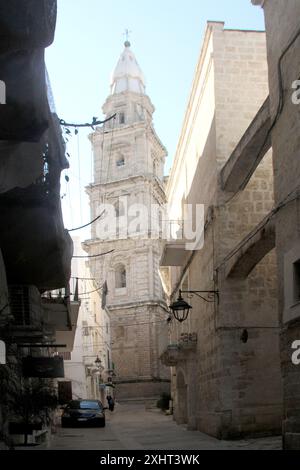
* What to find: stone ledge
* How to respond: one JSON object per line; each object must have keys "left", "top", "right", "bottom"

{"left": 221, "top": 96, "right": 271, "bottom": 192}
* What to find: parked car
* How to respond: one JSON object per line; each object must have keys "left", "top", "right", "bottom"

{"left": 61, "top": 400, "right": 106, "bottom": 428}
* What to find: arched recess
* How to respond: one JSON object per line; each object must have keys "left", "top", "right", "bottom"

{"left": 115, "top": 263, "right": 126, "bottom": 288}
{"left": 225, "top": 219, "right": 275, "bottom": 279}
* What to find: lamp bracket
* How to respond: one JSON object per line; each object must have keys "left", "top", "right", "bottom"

{"left": 179, "top": 289, "right": 219, "bottom": 304}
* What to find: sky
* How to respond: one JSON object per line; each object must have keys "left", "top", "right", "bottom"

{"left": 45, "top": 0, "right": 265, "bottom": 241}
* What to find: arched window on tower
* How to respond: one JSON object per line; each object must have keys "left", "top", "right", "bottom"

{"left": 115, "top": 264, "right": 127, "bottom": 289}
{"left": 114, "top": 199, "right": 125, "bottom": 218}
{"left": 119, "top": 112, "right": 125, "bottom": 125}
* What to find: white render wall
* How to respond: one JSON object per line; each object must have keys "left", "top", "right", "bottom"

{"left": 62, "top": 237, "right": 111, "bottom": 401}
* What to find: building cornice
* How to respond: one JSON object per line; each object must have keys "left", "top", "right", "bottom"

{"left": 166, "top": 22, "right": 218, "bottom": 199}
{"left": 251, "top": 0, "right": 265, "bottom": 6}
{"left": 87, "top": 173, "right": 166, "bottom": 197}
{"left": 106, "top": 299, "right": 168, "bottom": 312}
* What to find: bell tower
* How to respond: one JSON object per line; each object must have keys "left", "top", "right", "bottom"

{"left": 84, "top": 40, "right": 170, "bottom": 399}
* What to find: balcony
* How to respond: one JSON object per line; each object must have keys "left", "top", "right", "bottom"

{"left": 160, "top": 220, "right": 190, "bottom": 267}
{"left": 6, "top": 285, "right": 45, "bottom": 342}
{"left": 0, "top": 111, "right": 72, "bottom": 290}
{"left": 160, "top": 344, "right": 181, "bottom": 367}
{"left": 159, "top": 331, "right": 198, "bottom": 367}
{"left": 42, "top": 282, "right": 80, "bottom": 352}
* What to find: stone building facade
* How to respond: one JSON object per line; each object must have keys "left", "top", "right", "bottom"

{"left": 0, "top": 1, "right": 76, "bottom": 447}
{"left": 251, "top": 0, "right": 300, "bottom": 450}
{"left": 84, "top": 41, "right": 170, "bottom": 399}
{"left": 159, "top": 22, "right": 283, "bottom": 438}
{"left": 60, "top": 237, "right": 112, "bottom": 405}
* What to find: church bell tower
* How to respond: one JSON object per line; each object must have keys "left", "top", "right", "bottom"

{"left": 84, "top": 40, "right": 170, "bottom": 399}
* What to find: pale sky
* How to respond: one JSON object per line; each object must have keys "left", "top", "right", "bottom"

{"left": 45, "top": 0, "right": 265, "bottom": 241}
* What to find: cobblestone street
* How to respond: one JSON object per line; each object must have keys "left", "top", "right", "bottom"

{"left": 41, "top": 403, "right": 282, "bottom": 450}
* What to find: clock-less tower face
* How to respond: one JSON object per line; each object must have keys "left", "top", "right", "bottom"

{"left": 91, "top": 41, "right": 165, "bottom": 188}
{"left": 84, "top": 41, "right": 170, "bottom": 398}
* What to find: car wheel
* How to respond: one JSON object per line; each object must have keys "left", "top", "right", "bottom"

{"left": 99, "top": 419, "right": 105, "bottom": 427}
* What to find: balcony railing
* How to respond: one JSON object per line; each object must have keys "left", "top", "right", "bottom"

{"left": 159, "top": 331, "right": 198, "bottom": 367}
{"left": 41, "top": 281, "right": 80, "bottom": 352}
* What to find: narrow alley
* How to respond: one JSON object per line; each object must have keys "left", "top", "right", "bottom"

{"left": 42, "top": 403, "right": 281, "bottom": 451}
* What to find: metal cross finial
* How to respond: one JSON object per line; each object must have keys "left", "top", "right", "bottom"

{"left": 123, "top": 29, "right": 132, "bottom": 44}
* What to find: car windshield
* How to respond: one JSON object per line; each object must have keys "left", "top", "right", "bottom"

{"left": 68, "top": 400, "right": 102, "bottom": 410}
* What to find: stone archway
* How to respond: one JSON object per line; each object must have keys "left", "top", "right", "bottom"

{"left": 176, "top": 369, "right": 188, "bottom": 424}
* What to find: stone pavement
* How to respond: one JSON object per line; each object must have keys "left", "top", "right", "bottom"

{"left": 40, "top": 402, "right": 282, "bottom": 450}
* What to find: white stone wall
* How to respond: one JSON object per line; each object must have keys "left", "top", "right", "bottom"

{"left": 163, "top": 22, "right": 282, "bottom": 437}
{"left": 255, "top": 0, "right": 300, "bottom": 450}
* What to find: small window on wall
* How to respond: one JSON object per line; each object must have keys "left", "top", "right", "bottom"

{"left": 119, "top": 112, "right": 125, "bottom": 124}
{"left": 116, "top": 155, "right": 125, "bottom": 167}
{"left": 293, "top": 260, "right": 300, "bottom": 302}
{"left": 115, "top": 264, "right": 126, "bottom": 288}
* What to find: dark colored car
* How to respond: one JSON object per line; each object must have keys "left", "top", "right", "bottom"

{"left": 61, "top": 400, "right": 106, "bottom": 428}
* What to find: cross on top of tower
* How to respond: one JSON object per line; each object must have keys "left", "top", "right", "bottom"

{"left": 123, "top": 29, "right": 132, "bottom": 47}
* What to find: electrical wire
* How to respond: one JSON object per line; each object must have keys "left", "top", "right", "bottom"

{"left": 73, "top": 285, "right": 103, "bottom": 296}
{"left": 71, "top": 276, "right": 97, "bottom": 281}
{"left": 67, "top": 210, "right": 105, "bottom": 232}
{"left": 60, "top": 113, "right": 116, "bottom": 129}
{"left": 73, "top": 249, "right": 114, "bottom": 259}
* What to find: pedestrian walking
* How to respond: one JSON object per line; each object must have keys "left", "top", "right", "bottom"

{"left": 106, "top": 395, "right": 115, "bottom": 412}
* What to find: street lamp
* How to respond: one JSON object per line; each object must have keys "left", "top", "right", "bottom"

{"left": 169, "top": 289, "right": 219, "bottom": 323}
{"left": 168, "top": 292, "right": 192, "bottom": 323}
{"left": 94, "top": 356, "right": 102, "bottom": 367}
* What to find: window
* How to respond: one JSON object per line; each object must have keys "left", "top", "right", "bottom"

{"left": 68, "top": 400, "right": 102, "bottom": 410}
{"left": 114, "top": 199, "right": 125, "bottom": 217}
{"left": 116, "top": 155, "right": 125, "bottom": 167}
{"left": 83, "top": 327, "right": 89, "bottom": 336}
{"left": 119, "top": 112, "right": 125, "bottom": 124}
{"left": 9, "top": 285, "right": 30, "bottom": 326}
{"left": 107, "top": 350, "right": 110, "bottom": 369}
{"left": 135, "top": 103, "right": 144, "bottom": 121}
{"left": 115, "top": 264, "right": 126, "bottom": 288}
{"left": 294, "top": 260, "right": 300, "bottom": 302}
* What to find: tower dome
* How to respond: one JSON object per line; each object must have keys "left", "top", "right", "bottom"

{"left": 110, "top": 41, "right": 146, "bottom": 95}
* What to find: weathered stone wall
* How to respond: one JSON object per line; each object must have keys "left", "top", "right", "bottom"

{"left": 257, "top": 0, "right": 300, "bottom": 449}
{"left": 164, "top": 23, "right": 282, "bottom": 438}
{"left": 109, "top": 303, "right": 170, "bottom": 398}
{"left": 86, "top": 47, "right": 170, "bottom": 399}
